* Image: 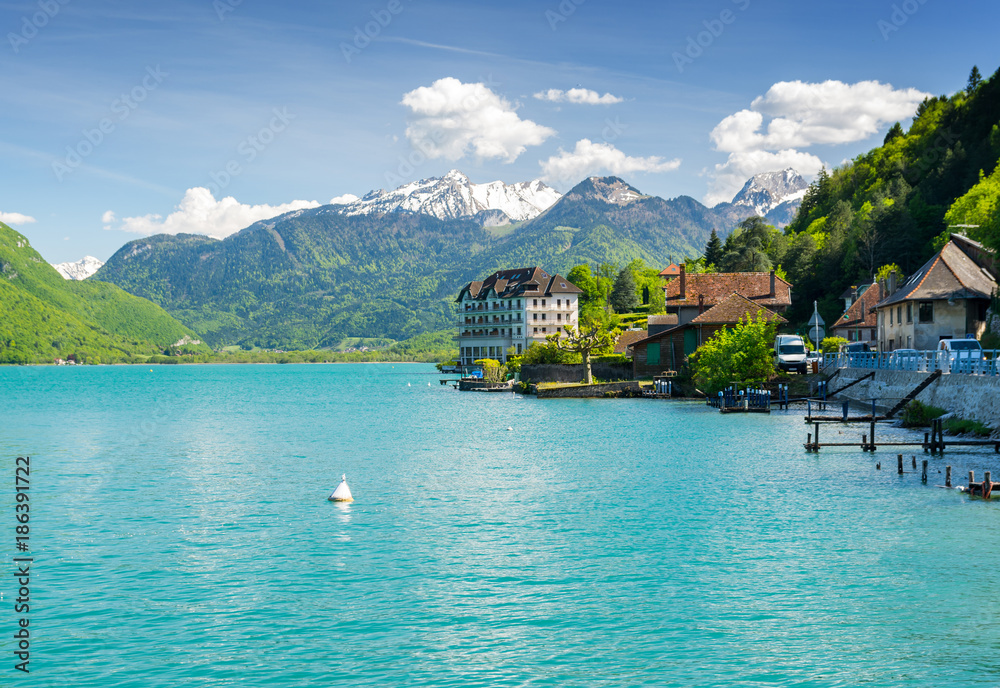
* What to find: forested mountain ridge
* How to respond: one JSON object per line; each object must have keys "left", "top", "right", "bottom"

{"left": 94, "top": 175, "right": 778, "bottom": 348}
{"left": 778, "top": 64, "right": 1000, "bottom": 325}
{"left": 0, "top": 222, "right": 207, "bottom": 363}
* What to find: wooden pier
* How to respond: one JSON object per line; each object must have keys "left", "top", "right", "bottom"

{"left": 804, "top": 417, "right": 1000, "bottom": 453}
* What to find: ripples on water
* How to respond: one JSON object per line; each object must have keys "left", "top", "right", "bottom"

{"left": 2, "top": 364, "right": 1000, "bottom": 686}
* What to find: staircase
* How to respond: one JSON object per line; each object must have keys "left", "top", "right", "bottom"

{"left": 884, "top": 370, "right": 943, "bottom": 418}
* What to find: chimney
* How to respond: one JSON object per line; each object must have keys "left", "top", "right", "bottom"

{"left": 679, "top": 264, "right": 686, "bottom": 299}
{"left": 769, "top": 270, "right": 776, "bottom": 298}
{"left": 888, "top": 270, "right": 897, "bottom": 295}
{"left": 698, "top": 294, "right": 705, "bottom": 314}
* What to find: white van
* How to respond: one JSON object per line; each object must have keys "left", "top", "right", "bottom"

{"left": 939, "top": 338, "right": 984, "bottom": 372}
{"left": 774, "top": 335, "right": 808, "bottom": 374}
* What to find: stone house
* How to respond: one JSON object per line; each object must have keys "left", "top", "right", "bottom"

{"left": 875, "top": 235, "right": 997, "bottom": 351}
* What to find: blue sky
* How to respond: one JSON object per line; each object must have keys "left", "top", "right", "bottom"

{"left": 1, "top": 0, "right": 997, "bottom": 263}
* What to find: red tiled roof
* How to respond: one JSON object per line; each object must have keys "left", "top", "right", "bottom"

{"left": 834, "top": 283, "right": 882, "bottom": 329}
{"left": 658, "top": 263, "right": 680, "bottom": 277}
{"left": 688, "top": 293, "right": 787, "bottom": 325}
{"left": 665, "top": 271, "right": 792, "bottom": 308}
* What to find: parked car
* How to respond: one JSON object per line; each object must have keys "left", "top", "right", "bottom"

{"left": 774, "top": 335, "right": 808, "bottom": 374}
{"left": 888, "top": 348, "right": 921, "bottom": 370}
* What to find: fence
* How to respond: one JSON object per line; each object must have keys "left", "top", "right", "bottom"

{"left": 824, "top": 350, "right": 1000, "bottom": 376}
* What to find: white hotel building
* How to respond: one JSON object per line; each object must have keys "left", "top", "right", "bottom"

{"left": 456, "top": 267, "right": 582, "bottom": 366}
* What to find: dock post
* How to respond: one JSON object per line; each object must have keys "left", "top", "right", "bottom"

{"left": 986, "top": 471, "right": 993, "bottom": 499}
{"left": 946, "top": 466, "right": 952, "bottom": 488}
{"left": 843, "top": 400, "right": 849, "bottom": 422}
{"left": 870, "top": 419, "right": 876, "bottom": 451}
{"left": 897, "top": 454, "right": 903, "bottom": 475}
{"left": 969, "top": 470, "right": 975, "bottom": 493}
{"left": 862, "top": 433, "right": 867, "bottom": 451}
{"left": 911, "top": 455, "right": 917, "bottom": 469}
{"left": 921, "top": 459, "right": 928, "bottom": 483}
{"left": 814, "top": 422, "right": 820, "bottom": 449}
{"left": 807, "top": 432, "right": 812, "bottom": 451}
{"left": 924, "top": 432, "right": 929, "bottom": 452}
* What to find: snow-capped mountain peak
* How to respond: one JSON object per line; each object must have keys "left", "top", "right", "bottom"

{"left": 332, "top": 170, "right": 562, "bottom": 225}
{"left": 52, "top": 255, "right": 104, "bottom": 280}
{"left": 730, "top": 168, "right": 808, "bottom": 216}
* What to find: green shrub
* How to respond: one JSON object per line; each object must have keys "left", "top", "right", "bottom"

{"left": 944, "top": 417, "right": 993, "bottom": 436}
{"left": 900, "top": 400, "right": 947, "bottom": 427}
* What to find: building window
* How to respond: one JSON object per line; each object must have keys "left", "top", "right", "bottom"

{"left": 533, "top": 313, "right": 538, "bottom": 321}
{"left": 906, "top": 303, "right": 912, "bottom": 323}
{"left": 533, "top": 327, "right": 538, "bottom": 333}
{"left": 889, "top": 309, "right": 893, "bottom": 325}
{"left": 542, "top": 314, "right": 546, "bottom": 321}
{"left": 542, "top": 299, "right": 546, "bottom": 306}
{"left": 517, "top": 300, "right": 521, "bottom": 308}
{"left": 919, "top": 301, "right": 933, "bottom": 323}
{"left": 542, "top": 328, "right": 546, "bottom": 333}
{"left": 533, "top": 299, "right": 537, "bottom": 307}
{"left": 517, "top": 327, "right": 521, "bottom": 335}
{"left": 557, "top": 299, "right": 561, "bottom": 307}
{"left": 557, "top": 314, "right": 562, "bottom": 321}
{"left": 517, "top": 344, "right": 522, "bottom": 354}
{"left": 896, "top": 305, "right": 902, "bottom": 325}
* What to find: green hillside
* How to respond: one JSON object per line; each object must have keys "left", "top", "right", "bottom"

{"left": 0, "top": 223, "right": 208, "bottom": 363}
{"left": 780, "top": 64, "right": 1000, "bottom": 326}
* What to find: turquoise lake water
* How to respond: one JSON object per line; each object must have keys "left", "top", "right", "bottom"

{"left": 2, "top": 363, "right": 1000, "bottom": 686}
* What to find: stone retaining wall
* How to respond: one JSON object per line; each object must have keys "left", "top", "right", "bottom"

{"left": 521, "top": 363, "right": 632, "bottom": 384}
{"left": 535, "top": 381, "right": 642, "bottom": 398}
{"left": 832, "top": 367, "right": 1000, "bottom": 428}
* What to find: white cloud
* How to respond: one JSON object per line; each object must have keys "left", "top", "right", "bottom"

{"left": 0, "top": 212, "right": 36, "bottom": 226}
{"left": 101, "top": 210, "right": 116, "bottom": 224}
{"left": 329, "top": 194, "right": 360, "bottom": 205}
{"left": 401, "top": 77, "right": 555, "bottom": 163}
{"left": 112, "top": 188, "right": 320, "bottom": 239}
{"left": 705, "top": 79, "right": 930, "bottom": 205}
{"left": 540, "top": 139, "right": 681, "bottom": 185}
{"left": 533, "top": 88, "right": 623, "bottom": 105}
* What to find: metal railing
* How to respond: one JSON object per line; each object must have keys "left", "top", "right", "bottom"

{"left": 824, "top": 350, "right": 1000, "bottom": 376}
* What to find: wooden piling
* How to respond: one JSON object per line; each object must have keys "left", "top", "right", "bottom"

{"left": 969, "top": 470, "right": 975, "bottom": 492}
{"left": 911, "top": 455, "right": 917, "bottom": 469}
{"left": 946, "top": 465, "right": 952, "bottom": 488}
{"left": 862, "top": 433, "right": 867, "bottom": 451}
{"left": 921, "top": 459, "right": 928, "bottom": 483}
{"left": 807, "top": 432, "right": 812, "bottom": 452}
{"left": 924, "top": 432, "right": 929, "bottom": 452}
{"left": 897, "top": 454, "right": 903, "bottom": 475}
{"left": 870, "top": 420, "right": 876, "bottom": 451}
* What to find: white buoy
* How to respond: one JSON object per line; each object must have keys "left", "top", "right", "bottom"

{"left": 407, "top": 383, "right": 411, "bottom": 387}
{"left": 427, "top": 382, "right": 432, "bottom": 387}
{"left": 507, "top": 427, "right": 513, "bottom": 431}
{"left": 329, "top": 474, "right": 354, "bottom": 502}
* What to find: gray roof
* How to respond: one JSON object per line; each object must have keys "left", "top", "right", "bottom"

{"left": 878, "top": 238, "right": 997, "bottom": 308}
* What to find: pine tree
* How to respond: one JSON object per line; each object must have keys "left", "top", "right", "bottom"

{"left": 968, "top": 65, "right": 983, "bottom": 94}
{"left": 609, "top": 267, "right": 640, "bottom": 313}
{"left": 883, "top": 122, "right": 904, "bottom": 145}
{"left": 704, "top": 229, "right": 723, "bottom": 267}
